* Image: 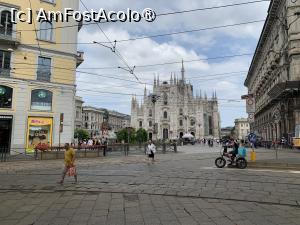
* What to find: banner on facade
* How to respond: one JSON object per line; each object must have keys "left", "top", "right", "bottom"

{"left": 246, "top": 97, "right": 255, "bottom": 113}
{"left": 248, "top": 113, "right": 255, "bottom": 123}
{"left": 26, "top": 117, "right": 53, "bottom": 153}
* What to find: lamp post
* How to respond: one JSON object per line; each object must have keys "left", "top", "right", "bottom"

{"left": 150, "top": 94, "right": 160, "bottom": 140}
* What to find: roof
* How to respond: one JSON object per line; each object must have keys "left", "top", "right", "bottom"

{"left": 244, "top": 0, "right": 281, "bottom": 87}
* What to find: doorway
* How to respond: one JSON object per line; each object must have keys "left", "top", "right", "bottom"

{"left": 163, "top": 128, "right": 169, "bottom": 140}
{"left": 0, "top": 116, "right": 12, "bottom": 153}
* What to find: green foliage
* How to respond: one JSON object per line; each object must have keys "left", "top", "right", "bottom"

{"left": 117, "top": 128, "right": 136, "bottom": 144}
{"left": 74, "top": 129, "right": 90, "bottom": 140}
{"left": 136, "top": 128, "right": 148, "bottom": 144}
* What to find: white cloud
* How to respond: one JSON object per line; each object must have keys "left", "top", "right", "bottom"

{"left": 77, "top": 0, "right": 270, "bottom": 126}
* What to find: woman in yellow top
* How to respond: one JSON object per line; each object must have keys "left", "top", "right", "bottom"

{"left": 59, "top": 143, "right": 77, "bottom": 184}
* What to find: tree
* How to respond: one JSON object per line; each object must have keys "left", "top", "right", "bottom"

{"left": 136, "top": 128, "right": 148, "bottom": 144}
{"left": 117, "top": 128, "right": 136, "bottom": 144}
{"left": 74, "top": 129, "right": 90, "bottom": 140}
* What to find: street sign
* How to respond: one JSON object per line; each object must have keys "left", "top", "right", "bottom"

{"left": 248, "top": 133, "right": 257, "bottom": 143}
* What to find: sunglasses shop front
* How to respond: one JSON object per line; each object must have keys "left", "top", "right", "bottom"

{"left": 26, "top": 117, "right": 53, "bottom": 153}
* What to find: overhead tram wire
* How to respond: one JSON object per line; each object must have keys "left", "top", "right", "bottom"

{"left": 28, "top": 0, "right": 42, "bottom": 56}
{"left": 18, "top": 19, "right": 266, "bottom": 46}
{"left": 11, "top": 53, "right": 254, "bottom": 71}
{"left": 155, "top": 0, "right": 270, "bottom": 16}
{"left": 79, "top": 0, "right": 143, "bottom": 84}
{"left": 15, "top": 0, "right": 270, "bottom": 33}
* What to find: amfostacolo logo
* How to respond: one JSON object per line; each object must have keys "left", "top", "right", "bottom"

{"left": 11, "top": 8, "right": 156, "bottom": 24}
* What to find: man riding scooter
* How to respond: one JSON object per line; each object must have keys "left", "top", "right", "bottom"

{"left": 227, "top": 140, "right": 239, "bottom": 165}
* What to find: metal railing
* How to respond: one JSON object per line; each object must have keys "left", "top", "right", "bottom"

{"left": 0, "top": 30, "right": 21, "bottom": 44}
{"left": 0, "top": 143, "right": 178, "bottom": 162}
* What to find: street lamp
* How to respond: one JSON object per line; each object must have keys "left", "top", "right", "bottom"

{"left": 149, "top": 94, "right": 160, "bottom": 140}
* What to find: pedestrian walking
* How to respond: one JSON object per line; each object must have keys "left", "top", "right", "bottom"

{"left": 58, "top": 143, "right": 77, "bottom": 184}
{"left": 146, "top": 140, "right": 156, "bottom": 163}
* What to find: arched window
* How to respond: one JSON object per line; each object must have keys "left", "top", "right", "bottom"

{"left": 179, "top": 108, "right": 183, "bottom": 116}
{"left": 179, "top": 120, "right": 183, "bottom": 126}
{"left": 164, "top": 111, "right": 168, "bottom": 119}
{"left": 190, "top": 119, "right": 195, "bottom": 126}
{"left": 0, "top": 11, "right": 13, "bottom": 36}
{"left": 0, "top": 85, "right": 12, "bottom": 108}
{"left": 31, "top": 89, "right": 53, "bottom": 111}
{"left": 139, "top": 121, "right": 143, "bottom": 128}
{"left": 163, "top": 93, "right": 168, "bottom": 105}
{"left": 149, "top": 109, "right": 152, "bottom": 117}
{"left": 39, "top": 20, "right": 53, "bottom": 41}
{"left": 149, "top": 121, "right": 152, "bottom": 127}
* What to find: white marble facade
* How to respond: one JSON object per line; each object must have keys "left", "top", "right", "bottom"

{"left": 131, "top": 62, "right": 220, "bottom": 140}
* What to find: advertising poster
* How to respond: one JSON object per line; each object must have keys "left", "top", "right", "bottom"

{"left": 26, "top": 117, "right": 53, "bottom": 153}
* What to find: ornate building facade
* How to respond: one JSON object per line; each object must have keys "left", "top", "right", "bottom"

{"left": 131, "top": 63, "right": 220, "bottom": 140}
{"left": 244, "top": 0, "right": 300, "bottom": 143}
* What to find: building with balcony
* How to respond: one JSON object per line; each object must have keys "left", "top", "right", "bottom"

{"left": 82, "top": 106, "right": 130, "bottom": 138}
{"left": 0, "top": 0, "right": 83, "bottom": 153}
{"left": 244, "top": 0, "right": 300, "bottom": 144}
{"left": 131, "top": 62, "right": 220, "bottom": 140}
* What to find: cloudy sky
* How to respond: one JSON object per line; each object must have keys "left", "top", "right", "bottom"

{"left": 76, "top": 0, "right": 271, "bottom": 127}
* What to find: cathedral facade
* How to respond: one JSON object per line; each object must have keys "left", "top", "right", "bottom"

{"left": 131, "top": 63, "right": 221, "bottom": 140}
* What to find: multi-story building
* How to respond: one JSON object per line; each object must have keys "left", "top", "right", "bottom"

{"left": 75, "top": 96, "right": 84, "bottom": 129}
{"left": 82, "top": 106, "right": 130, "bottom": 138}
{"left": 220, "top": 127, "right": 234, "bottom": 139}
{"left": 244, "top": 0, "right": 300, "bottom": 143}
{"left": 233, "top": 118, "right": 250, "bottom": 140}
{"left": 131, "top": 62, "right": 220, "bottom": 140}
{"left": 0, "top": 0, "right": 83, "bottom": 153}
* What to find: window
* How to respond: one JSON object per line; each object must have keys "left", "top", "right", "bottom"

{"left": 163, "top": 93, "right": 168, "bottom": 105}
{"left": 0, "top": 50, "right": 11, "bottom": 77}
{"left": 31, "top": 89, "right": 52, "bottom": 111}
{"left": 164, "top": 111, "right": 168, "bottom": 119}
{"left": 0, "top": 11, "right": 13, "bottom": 36}
{"left": 149, "top": 121, "right": 152, "bottom": 127}
{"left": 149, "top": 109, "right": 152, "bottom": 117}
{"left": 190, "top": 119, "right": 195, "bottom": 126}
{"left": 139, "top": 121, "right": 143, "bottom": 128}
{"left": 0, "top": 85, "right": 12, "bottom": 108}
{"left": 179, "top": 108, "right": 183, "bottom": 116}
{"left": 37, "top": 56, "right": 51, "bottom": 82}
{"left": 179, "top": 120, "right": 183, "bottom": 126}
{"left": 39, "top": 20, "right": 53, "bottom": 41}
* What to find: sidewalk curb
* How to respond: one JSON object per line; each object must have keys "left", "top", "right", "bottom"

{"left": 248, "top": 161, "right": 300, "bottom": 170}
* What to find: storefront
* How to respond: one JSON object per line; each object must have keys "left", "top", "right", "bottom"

{"left": 0, "top": 115, "right": 12, "bottom": 153}
{"left": 26, "top": 117, "right": 53, "bottom": 153}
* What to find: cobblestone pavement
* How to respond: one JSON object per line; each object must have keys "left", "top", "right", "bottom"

{"left": 0, "top": 145, "right": 300, "bottom": 225}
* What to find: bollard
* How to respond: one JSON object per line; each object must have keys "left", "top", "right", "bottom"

{"left": 250, "top": 149, "right": 256, "bottom": 162}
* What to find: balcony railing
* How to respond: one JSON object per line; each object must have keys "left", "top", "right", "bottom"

{"left": 0, "top": 30, "right": 21, "bottom": 45}
{"left": 0, "top": 68, "right": 10, "bottom": 78}
{"left": 76, "top": 51, "right": 84, "bottom": 67}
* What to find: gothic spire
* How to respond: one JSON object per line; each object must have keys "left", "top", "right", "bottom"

{"left": 170, "top": 73, "right": 173, "bottom": 85}
{"left": 181, "top": 59, "right": 185, "bottom": 81}
{"left": 154, "top": 75, "right": 157, "bottom": 87}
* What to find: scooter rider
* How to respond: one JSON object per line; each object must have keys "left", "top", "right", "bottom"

{"left": 228, "top": 140, "right": 239, "bottom": 164}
